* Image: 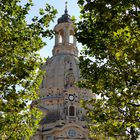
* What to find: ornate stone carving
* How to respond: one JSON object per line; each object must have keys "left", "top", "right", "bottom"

{"left": 65, "top": 72, "right": 75, "bottom": 87}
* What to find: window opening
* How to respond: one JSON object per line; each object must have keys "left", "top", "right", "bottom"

{"left": 58, "top": 29, "right": 64, "bottom": 43}
{"left": 69, "top": 35, "right": 74, "bottom": 44}
{"left": 69, "top": 106, "right": 75, "bottom": 116}
{"left": 59, "top": 35, "right": 62, "bottom": 43}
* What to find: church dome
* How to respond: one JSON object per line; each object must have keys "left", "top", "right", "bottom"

{"left": 57, "top": 2, "right": 72, "bottom": 24}
{"left": 33, "top": 4, "right": 95, "bottom": 140}
{"left": 57, "top": 11, "right": 72, "bottom": 24}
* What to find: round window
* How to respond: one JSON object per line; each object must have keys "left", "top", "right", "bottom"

{"left": 68, "top": 129, "right": 76, "bottom": 138}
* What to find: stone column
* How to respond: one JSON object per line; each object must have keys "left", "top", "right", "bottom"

{"left": 55, "top": 33, "right": 59, "bottom": 45}
{"left": 64, "top": 27, "right": 69, "bottom": 44}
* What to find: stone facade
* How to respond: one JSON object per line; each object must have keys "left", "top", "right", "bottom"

{"left": 32, "top": 8, "right": 95, "bottom": 140}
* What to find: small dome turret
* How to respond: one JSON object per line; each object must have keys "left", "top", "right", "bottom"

{"left": 53, "top": 1, "right": 78, "bottom": 56}
{"left": 57, "top": 11, "right": 72, "bottom": 24}
{"left": 57, "top": 1, "right": 72, "bottom": 24}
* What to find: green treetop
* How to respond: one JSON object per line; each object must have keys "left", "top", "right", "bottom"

{"left": 0, "top": 0, "right": 57, "bottom": 139}
{"left": 76, "top": 0, "right": 140, "bottom": 139}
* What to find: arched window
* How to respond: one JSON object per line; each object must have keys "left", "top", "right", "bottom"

{"left": 69, "top": 30, "right": 74, "bottom": 44}
{"left": 58, "top": 29, "right": 64, "bottom": 43}
{"left": 59, "top": 35, "right": 62, "bottom": 43}
{"left": 69, "top": 106, "right": 75, "bottom": 116}
{"left": 69, "top": 35, "right": 74, "bottom": 44}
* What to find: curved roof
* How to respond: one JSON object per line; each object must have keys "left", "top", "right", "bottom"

{"left": 57, "top": 9, "right": 72, "bottom": 24}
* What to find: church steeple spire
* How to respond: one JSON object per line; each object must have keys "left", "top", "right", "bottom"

{"left": 65, "top": 1, "right": 68, "bottom": 14}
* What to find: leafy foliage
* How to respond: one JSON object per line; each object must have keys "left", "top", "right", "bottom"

{"left": 0, "top": 0, "right": 57, "bottom": 139}
{"left": 77, "top": 0, "right": 140, "bottom": 139}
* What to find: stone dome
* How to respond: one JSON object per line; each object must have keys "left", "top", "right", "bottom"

{"left": 32, "top": 6, "right": 95, "bottom": 140}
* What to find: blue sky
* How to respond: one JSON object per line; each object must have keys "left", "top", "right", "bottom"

{"left": 25, "top": 0, "right": 81, "bottom": 58}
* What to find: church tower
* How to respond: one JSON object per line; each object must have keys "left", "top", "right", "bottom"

{"left": 32, "top": 4, "right": 94, "bottom": 140}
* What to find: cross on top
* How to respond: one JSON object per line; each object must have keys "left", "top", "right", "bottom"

{"left": 65, "top": 1, "right": 68, "bottom": 10}
{"left": 65, "top": 1, "right": 68, "bottom": 14}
